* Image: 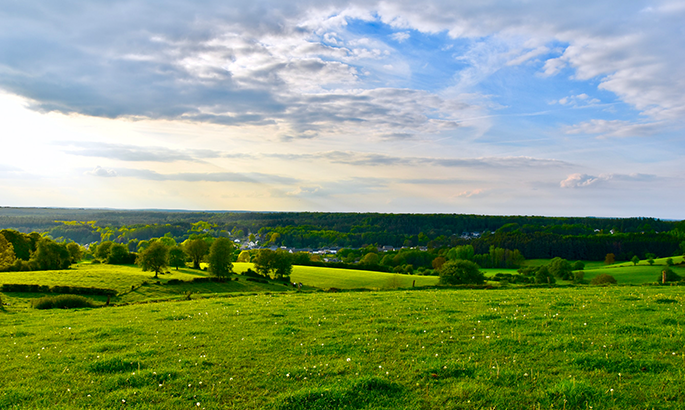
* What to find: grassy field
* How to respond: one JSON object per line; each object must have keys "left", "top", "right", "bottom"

{"left": 1, "top": 285, "right": 684, "bottom": 409}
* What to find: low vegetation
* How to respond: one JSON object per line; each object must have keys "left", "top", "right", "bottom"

{"left": 1, "top": 286, "right": 683, "bottom": 409}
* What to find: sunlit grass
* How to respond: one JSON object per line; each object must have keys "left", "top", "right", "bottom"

{"left": 1, "top": 286, "right": 683, "bottom": 409}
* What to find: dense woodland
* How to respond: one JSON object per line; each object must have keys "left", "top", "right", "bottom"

{"left": 0, "top": 208, "right": 683, "bottom": 266}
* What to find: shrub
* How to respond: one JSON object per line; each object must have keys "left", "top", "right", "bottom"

{"left": 590, "top": 273, "right": 617, "bottom": 285}
{"left": 573, "top": 271, "right": 585, "bottom": 284}
{"left": 32, "top": 294, "right": 97, "bottom": 310}
{"left": 660, "top": 267, "right": 681, "bottom": 283}
{"left": 166, "top": 279, "right": 183, "bottom": 285}
{"left": 438, "top": 260, "right": 484, "bottom": 285}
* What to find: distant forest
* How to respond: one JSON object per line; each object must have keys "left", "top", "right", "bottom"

{"left": 0, "top": 207, "right": 683, "bottom": 261}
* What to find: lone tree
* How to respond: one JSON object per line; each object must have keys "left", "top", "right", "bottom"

{"left": 136, "top": 241, "right": 169, "bottom": 278}
{"left": 184, "top": 238, "right": 209, "bottom": 269}
{"left": 208, "top": 238, "right": 234, "bottom": 278}
{"left": 604, "top": 253, "right": 615, "bottom": 265}
{"left": 631, "top": 255, "right": 640, "bottom": 266}
{"left": 438, "top": 260, "right": 484, "bottom": 285}
{"left": 168, "top": 245, "right": 187, "bottom": 271}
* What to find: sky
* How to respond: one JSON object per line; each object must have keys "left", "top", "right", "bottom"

{"left": 0, "top": 0, "right": 684, "bottom": 219}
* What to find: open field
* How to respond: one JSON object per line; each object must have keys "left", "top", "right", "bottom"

{"left": 1, "top": 285, "right": 684, "bottom": 409}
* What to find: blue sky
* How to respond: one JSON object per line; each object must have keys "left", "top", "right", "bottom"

{"left": 0, "top": 0, "right": 683, "bottom": 218}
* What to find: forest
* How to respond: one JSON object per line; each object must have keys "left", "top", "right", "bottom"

{"left": 0, "top": 207, "right": 683, "bottom": 265}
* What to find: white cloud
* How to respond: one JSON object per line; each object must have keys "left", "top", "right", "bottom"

{"left": 391, "top": 31, "right": 410, "bottom": 42}
{"left": 86, "top": 166, "right": 117, "bottom": 178}
{"left": 564, "top": 119, "right": 664, "bottom": 138}
{"left": 560, "top": 172, "right": 656, "bottom": 188}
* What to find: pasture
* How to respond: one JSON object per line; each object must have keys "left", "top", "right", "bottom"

{"left": 1, "top": 284, "right": 684, "bottom": 409}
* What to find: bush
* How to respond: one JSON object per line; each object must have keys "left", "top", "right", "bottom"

{"left": 438, "top": 260, "right": 484, "bottom": 285}
{"left": 590, "top": 273, "right": 617, "bottom": 285}
{"left": 660, "top": 267, "right": 681, "bottom": 283}
{"left": 32, "top": 294, "right": 97, "bottom": 309}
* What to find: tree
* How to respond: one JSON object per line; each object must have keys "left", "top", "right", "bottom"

{"left": 432, "top": 256, "right": 446, "bottom": 270}
{"left": 666, "top": 258, "right": 674, "bottom": 266}
{"left": 94, "top": 241, "right": 113, "bottom": 261}
{"left": 184, "top": 238, "right": 209, "bottom": 269}
{"left": 136, "top": 241, "right": 169, "bottom": 278}
{"left": 548, "top": 257, "right": 573, "bottom": 280}
{"left": 31, "top": 238, "right": 71, "bottom": 270}
{"left": 0, "top": 234, "right": 16, "bottom": 271}
{"left": 168, "top": 246, "right": 187, "bottom": 271}
{"left": 361, "top": 252, "right": 379, "bottom": 265}
{"left": 438, "top": 260, "right": 484, "bottom": 285}
{"left": 534, "top": 266, "right": 556, "bottom": 284}
{"left": 107, "top": 243, "right": 131, "bottom": 264}
{"left": 647, "top": 258, "right": 655, "bottom": 266}
{"left": 572, "top": 261, "right": 585, "bottom": 271}
{"left": 237, "top": 250, "right": 251, "bottom": 263}
{"left": 253, "top": 249, "right": 292, "bottom": 279}
{"left": 631, "top": 255, "right": 640, "bottom": 266}
{"left": 66, "top": 243, "right": 83, "bottom": 264}
{"left": 604, "top": 253, "right": 615, "bottom": 265}
{"left": 208, "top": 238, "right": 234, "bottom": 278}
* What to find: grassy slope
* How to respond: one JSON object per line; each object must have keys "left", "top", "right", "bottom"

{"left": 582, "top": 256, "right": 685, "bottom": 284}
{"left": 1, "top": 286, "right": 683, "bottom": 409}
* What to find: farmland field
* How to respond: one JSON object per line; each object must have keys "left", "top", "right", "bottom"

{"left": 1, "top": 284, "right": 684, "bottom": 409}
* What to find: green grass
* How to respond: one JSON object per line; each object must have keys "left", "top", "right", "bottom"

{"left": 1, "top": 286, "right": 683, "bottom": 409}
{"left": 286, "top": 264, "right": 439, "bottom": 290}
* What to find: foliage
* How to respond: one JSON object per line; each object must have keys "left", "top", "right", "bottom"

{"left": 208, "top": 238, "right": 234, "bottom": 278}
{"left": 237, "top": 250, "right": 251, "bottom": 263}
{"left": 660, "top": 267, "right": 681, "bottom": 283}
{"left": 605, "top": 253, "right": 615, "bottom": 265}
{"left": 107, "top": 243, "right": 135, "bottom": 264}
{"left": 547, "top": 257, "right": 573, "bottom": 280}
{"left": 31, "top": 294, "right": 98, "bottom": 309}
{"left": 631, "top": 255, "right": 640, "bottom": 266}
{"left": 183, "top": 238, "right": 209, "bottom": 269}
{"left": 0, "top": 233, "right": 16, "bottom": 271}
{"left": 94, "top": 241, "right": 113, "bottom": 261}
{"left": 30, "top": 238, "right": 72, "bottom": 270}
{"left": 136, "top": 241, "right": 169, "bottom": 278}
{"left": 253, "top": 249, "right": 293, "bottom": 279}
{"left": 438, "top": 259, "right": 484, "bottom": 285}
{"left": 66, "top": 242, "right": 83, "bottom": 264}
{"left": 168, "top": 246, "right": 187, "bottom": 271}
{"left": 590, "top": 273, "right": 617, "bottom": 285}
{"left": 534, "top": 266, "right": 556, "bottom": 284}
{"left": 572, "top": 260, "right": 585, "bottom": 271}
{"left": 666, "top": 258, "right": 674, "bottom": 266}
{"left": 360, "top": 252, "right": 379, "bottom": 265}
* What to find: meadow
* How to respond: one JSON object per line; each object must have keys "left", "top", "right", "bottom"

{"left": 2, "top": 258, "right": 685, "bottom": 409}
{"left": 1, "top": 284, "right": 684, "bottom": 409}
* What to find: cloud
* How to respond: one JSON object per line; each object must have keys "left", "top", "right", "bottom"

{"left": 553, "top": 93, "right": 601, "bottom": 107}
{"left": 391, "top": 32, "right": 410, "bottom": 42}
{"left": 85, "top": 166, "right": 117, "bottom": 177}
{"left": 564, "top": 119, "right": 664, "bottom": 138}
{"left": 264, "top": 151, "right": 572, "bottom": 169}
{"left": 60, "top": 142, "right": 222, "bottom": 162}
{"left": 3, "top": 0, "right": 682, "bottom": 138}
{"left": 455, "top": 189, "right": 486, "bottom": 198}
{"left": 88, "top": 167, "right": 299, "bottom": 184}
{"left": 560, "top": 172, "right": 656, "bottom": 188}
